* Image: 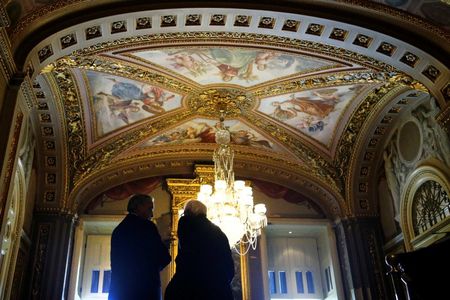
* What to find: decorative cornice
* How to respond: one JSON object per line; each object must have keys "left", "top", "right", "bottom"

{"left": 10, "top": 0, "right": 449, "bottom": 44}
{"left": 72, "top": 55, "right": 194, "bottom": 95}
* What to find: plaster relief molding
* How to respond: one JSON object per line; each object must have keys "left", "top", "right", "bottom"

{"left": 355, "top": 94, "right": 446, "bottom": 221}
{"left": 30, "top": 73, "right": 70, "bottom": 211}
{"left": 349, "top": 86, "right": 415, "bottom": 218}
{"left": 436, "top": 105, "right": 450, "bottom": 134}
{"left": 19, "top": 78, "right": 37, "bottom": 111}
{"left": 335, "top": 73, "right": 428, "bottom": 216}
{"left": 0, "top": 28, "right": 15, "bottom": 80}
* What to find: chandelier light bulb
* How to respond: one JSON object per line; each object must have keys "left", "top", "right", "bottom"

{"left": 215, "top": 180, "right": 227, "bottom": 190}
{"left": 234, "top": 180, "right": 246, "bottom": 190}
{"left": 254, "top": 203, "right": 267, "bottom": 215}
{"left": 200, "top": 184, "right": 213, "bottom": 195}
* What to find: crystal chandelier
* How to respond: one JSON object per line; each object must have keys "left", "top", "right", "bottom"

{"left": 197, "top": 116, "right": 267, "bottom": 255}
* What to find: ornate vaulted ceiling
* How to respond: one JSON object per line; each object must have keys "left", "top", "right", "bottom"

{"left": 5, "top": 1, "right": 448, "bottom": 219}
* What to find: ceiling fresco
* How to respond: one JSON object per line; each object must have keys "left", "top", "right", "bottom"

{"left": 140, "top": 118, "right": 287, "bottom": 153}
{"left": 7, "top": 0, "right": 447, "bottom": 214}
{"left": 126, "top": 47, "right": 343, "bottom": 87}
{"left": 74, "top": 44, "right": 368, "bottom": 153}
{"left": 257, "top": 84, "right": 369, "bottom": 146}
{"left": 82, "top": 70, "right": 183, "bottom": 140}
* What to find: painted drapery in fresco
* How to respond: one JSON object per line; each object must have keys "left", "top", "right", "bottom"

{"left": 86, "top": 71, "right": 182, "bottom": 137}
{"left": 258, "top": 84, "right": 365, "bottom": 145}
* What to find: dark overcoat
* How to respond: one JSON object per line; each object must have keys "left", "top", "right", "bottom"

{"left": 165, "top": 215, "right": 235, "bottom": 300}
{"left": 109, "top": 214, "right": 171, "bottom": 300}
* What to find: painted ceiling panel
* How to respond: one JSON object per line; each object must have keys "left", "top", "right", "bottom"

{"left": 84, "top": 70, "right": 183, "bottom": 140}
{"left": 257, "top": 84, "right": 368, "bottom": 146}
{"left": 139, "top": 118, "right": 292, "bottom": 155}
{"left": 127, "top": 47, "right": 342, "bottom": 87}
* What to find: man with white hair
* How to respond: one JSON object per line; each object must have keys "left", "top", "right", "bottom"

{"left": 165, "top": 200, "right": 235, "bottom": 300}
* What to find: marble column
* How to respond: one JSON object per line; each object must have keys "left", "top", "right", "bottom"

{"left": 24, "top": 212, "right": 76, "bottom": 300}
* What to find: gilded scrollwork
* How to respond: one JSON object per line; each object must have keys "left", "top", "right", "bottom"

{"left": 73, "top": 56, "right": 194, "bottom": 94}
{"left": 252, "top": 71, "right": 391, "bottom": 98}
{"left": 242, "top": 111, "right": 341, "bottom": 192}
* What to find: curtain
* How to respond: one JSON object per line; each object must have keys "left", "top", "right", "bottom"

{"left": 85, "top": 177, "right": 162, "bottom": 212}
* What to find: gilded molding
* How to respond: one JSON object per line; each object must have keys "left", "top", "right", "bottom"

{"left": 69, "top": 155, "right": 344, "bottom": 218}
{"left": 74, "top": 56, "right": 194, "bottom": 95}
{"left": 0, "top": 3, "right": 9, "bottom": 27}
{"left": 243, "top": 111, "right": 341, "bottom": 192}
{"left": 252, "top": 70, "right": 389, "bottom": 98}
{"left": 20, "top": 77, "right": 36, "bottom": 110}
{"left": 48, "top": 57, "right": 84, "bottom": 190}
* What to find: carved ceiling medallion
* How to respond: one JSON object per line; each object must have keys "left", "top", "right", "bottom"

{"left": 187, "top": 88, "right": 254, "bottom": 118}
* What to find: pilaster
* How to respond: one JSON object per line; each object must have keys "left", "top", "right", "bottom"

{"left": 24, "top": 212, "right": 76, "bottom": 300}
{"left": 335, "top": 217, "right": 392, "bottom": 300}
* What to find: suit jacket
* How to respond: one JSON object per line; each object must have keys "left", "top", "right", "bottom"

{"left": 109, "top": 214, "right": 171, "bottom": 300}
{"left": 165, "top": 215, "right": 234, "bottom": 300}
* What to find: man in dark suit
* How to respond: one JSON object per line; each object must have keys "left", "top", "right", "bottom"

{"left": 109, "top": 194, "right": 171, "bottom": 300}
{"left": 165, "top": 200, "right": 234, "bottom": 300}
